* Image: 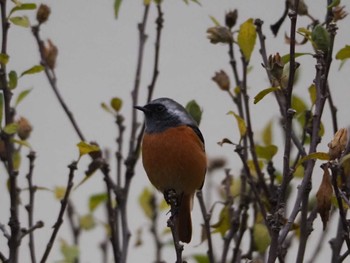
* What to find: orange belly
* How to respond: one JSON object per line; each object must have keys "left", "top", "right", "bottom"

{"left": 141, "top": 126, "right": 206, "bottom": 195}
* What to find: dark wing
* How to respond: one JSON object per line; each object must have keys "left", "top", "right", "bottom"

{"left": 187, "top": 124, "right": 205, "bottom": 148}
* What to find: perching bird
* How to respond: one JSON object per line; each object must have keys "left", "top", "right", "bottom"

{"left": 135, "top": 98, "right": 207, "bottom": 243}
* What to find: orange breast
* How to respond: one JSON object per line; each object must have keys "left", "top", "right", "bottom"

{"left": 141, "top": 126, "right": 207, "bottom": 195}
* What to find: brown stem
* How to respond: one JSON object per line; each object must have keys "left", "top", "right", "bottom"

{"left": 31, "top": 25, "right": 86, "bottom": 142}
{"left": 25, "top": 151, "right": 37, "bottom": 263}
{"left": 196, "top": 190, "right": 215, "bottom": 263}
{"left": 40, "top": 162, "right": 77, "bottom": 263}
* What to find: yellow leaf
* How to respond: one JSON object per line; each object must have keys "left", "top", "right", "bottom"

{"left": 139, "top": 187, "right": 154, "bottom": 219}
{"left": 255, "top": 144, "right": 278, "bottom": 160}
{"left": 253, "top": 223, "right": 271, "bottom": 253}
{"left": 77, "top": 141, "right": 100, "bottom": 157}
{"left": 54, "top": 186, "right": 66, "bottom": 200}
{"left": 297, "top": 152, "right": 330, "bottom": 168}
{"left": 110, "top": 97, "right": 123, "bottom": 112}
{"left": 79, "top": 214, "right": 96, "bottom": 230}
{"left": 212, "top": 205, "right": 230, "bottom": 237}
{"left": 227, "top": 111, "right": 247, "bottom": 138}
{"left": 237, "top": 18, "right": 257, "bottom": 61}
{"left": 262, "top": 119, "right": 273, "bottom": 145}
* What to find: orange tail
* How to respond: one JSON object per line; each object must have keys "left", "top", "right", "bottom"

{"left": 177, "top": 193, "right": 193, "bottom": 243}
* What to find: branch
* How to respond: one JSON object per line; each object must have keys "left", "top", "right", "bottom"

{"left": 165, "top": 189, "right": 183, "bottom": 263}
{"left": 196, "top": 190, "right": 215, "bottom": 263}
{"left": 31, "top": 25, "right": 86, "bottom": 142}
{"left": 40, "top": 161, "right": 78, "bottom": 263}
{"left": 278, "top": 49, "right": 329, "bottom": 246}
{"left": 0, "top": 0, "right": 20, "bottom": 261}
{"left": 20, "top": 221, "right": 44, "bottom": 239}
{"left": 25, "top": 151, "right": 38, "bottom": 263}
{"left": 0, "top": 222, "right": 10, "bottom": 239}
{"left": 149, "top": 192, "right": 164, "bottom": 263}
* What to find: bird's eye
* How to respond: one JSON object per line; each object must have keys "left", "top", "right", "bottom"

{"left": 155, "top": 104, "right": 165, "bottom": 112}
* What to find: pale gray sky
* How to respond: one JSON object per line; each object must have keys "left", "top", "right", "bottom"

{"left": 0, "top": 0, "right": 349, "bottom": 262}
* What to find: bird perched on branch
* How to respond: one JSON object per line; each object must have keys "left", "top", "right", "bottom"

{"left": 135, "top": 97, "right": 207, "bottom": 243}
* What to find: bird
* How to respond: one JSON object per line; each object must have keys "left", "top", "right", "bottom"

{"left": 135, "top": 97, "right": 207, "bottom": 243}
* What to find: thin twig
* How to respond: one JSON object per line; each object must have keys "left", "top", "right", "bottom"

{"left": 40, "top": 161, "right": 78, "bottom": 263}
{"left": 196, "top": 190, "right": 215, "bottom": 263}
{"left": 149, "top": 193, "right": 163, "bottom": 263}
{"left": 31, "top": 25, "right": 86, "bottom": 142}
{"left": 0, "top": 222, "right": 10, "bottom": 239}
{"left": 25, "top": 151, "right": 38, "bottom": 263}
{"left": 20, "top": 221, "right": 44, "bottom": 239}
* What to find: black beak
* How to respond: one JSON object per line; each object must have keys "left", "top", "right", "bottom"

{"left": 134, "top": 105, "right": 147, "bottom": 112}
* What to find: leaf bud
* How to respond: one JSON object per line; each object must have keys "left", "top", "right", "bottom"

{"left": 328, "top": 128, "right": 348, "bottom": 160}
{"left": 316, "top": 164, "right": 333, "bottom": 230}
{"left": 36, "top": 4, "right": 51, "bottom": 24}
{"left": 267, "top": 53, "right": 284, "bottom": 81}
{"left": 207, "top": 26, "right": 233, "bottom": 44}
{"left": 288, "top": 0, "right": 308, "bottom": 16}
{"left": 332, "top": 6, "right": 348, "bottom": 22}
{"left": 43, "top": 39, "right": 58, "bottom": 70}
{"left": 225, "top": 9, "right": 238, "bottom": 29}
{"left": 17, "top": 117, "right": 32, "bottom": 140}
{"left": 212, "top": 70, "right": 230, "bottom": 91}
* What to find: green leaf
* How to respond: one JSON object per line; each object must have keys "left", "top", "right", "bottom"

{"left": 77, "top": 141, "right": 100, "bottom": 157}
{"left": 110, "top": 97, "right": 123, "bottom": 112}
{"left": 328, "top": 0, "right": 340, "bottom": 9}
{"left": 8, "top": 71, "right": 18, "bottom": 89}
{"left": 139, "top": 187, "right": 154, "bottom": 219}
{"left": 60, "top": 240, "right": 80, "bottom": 262}
{"left": 281, "top": 52, "right": 312, "bottom": 64}
{"left": 297, "top": 152, "right": 330, "bottom": 168}
{"left": 0, "top": 53, "right": 9, "bottom": 65}
{"left": 12, "top": 150, "right": 21, "bottom": 170}
{"left": 9, "top": 16, "right": 30, "bottom": 27}
{"left": 308, "top": 84, "right": 316, "bottom": 106}
{"left": 101, "top": 102, "right": 114, "bottom": 115}
{"left": 294, "top": 164, "right": 305, "bottom": 178}
{"left": 4, "top": 123, "right": 18, "bottom": 135}
{"left": 12, "top": 138, "right": 32, "bottom": 148}
{"left": 192, "top": 254, "right": 210, "bottom": 263}
{"left": 292, "top": 95, "right": 308, "bottom": 113}
{"left": 335, "top": 45, "right": 350, "bottom": 69}
{"left": 186, "top": 100, "right": 202, "bottom": 125}
{"left": 254, "top": 87, "right": 279, "bottom": 104}
{"left": 89, "top": 193, "right": 108, "bottom": 212}
{"left": 256, "top": 144, "right": 278, "bottom": 161}
{"left": 15, "top": 88, "right": 32, "bottom": 107}
{"left": 341, "top": 153, "right": 350, "bottom": 177}
{"left": 336, "top": 45, "right": 350, "bottom": 60}
{"left": 79, "top": 214, "right": 96, "bottom": 230}
{"left": 212, "top": 205, "right": 230, "bottom": 237}
{"left": 114, "top": 0, "right": 122, "bottom": 18}
{"left": 227, "top": 111, "right": 247, "bottom": 138}
{"left": 144, "top": 0, "right": 151, "bottom": 5}
{"left": 253, "top": 223, "right": 271, "bottom": 253}
{"left": 20, "top": 65, "right": 44, "bottom": 77}
{"left": 209, "top": 15, "right": 221, "bottom": 26}
{"left": 237, "top": 18, "right": 256, "bottom": 61}
{"left": 262, "top": 120, "right": 273, "bottom": 145}
{"left": 9, "top": 3, "right": 36, "bottom": 17}
{"left": 312, "top": 25, "right": 330, "bottom": 53}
